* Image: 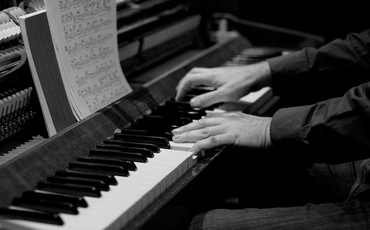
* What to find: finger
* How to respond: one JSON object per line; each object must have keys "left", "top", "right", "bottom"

{"left": 206, "top": 111, "right": 240, "bottom": 118}
{"left": 189, "top": 89, "right": 226, "bottom": 108}
{"left": 189, "top": 134, "right": 222, "bottom": 154}
{"left": 172, "top": 117, "right": 220, "bottom": 135}
{"left": 186, "top": 67, "right": 211, "bottom": 74}
{"left": 172, "top": 125, "right": 225, "bottom": 143}
{"left": 189, "top": 132, "right": 233, "bottom": 153}
{"left": 175, "top": 73, "right": 216, "bottom": 102}
{"left": 175, "top": 77, "right": 195, "bottom": 102}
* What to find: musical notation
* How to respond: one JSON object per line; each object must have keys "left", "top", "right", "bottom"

{"left": 75, "top": 61, "right": 117, "bottom": 86}
{"left": 64, "top": 18, "right": 112, "bottom": 41}
{"left": 59, "top": 0, "right": 110, "bottom": 13}
{"left": 61, "top": 4, "right": 111, "bottom": 24}
{"left": 65, "top": 33, "right": 113, "bottom": 55}
{"left": 71, "top": 46, "right": 114, "bottom": 70}
{"left": 44, "top": 0, "right": 131, "bottom": 120}
{"left": 76, "top": 68, "right": 132, "bottom": 114}
{"left": 77, "top": 70, "right": 123, "bottom": 99}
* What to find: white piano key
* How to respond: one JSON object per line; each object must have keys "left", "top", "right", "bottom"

{"left": 0, "top": 147, "right": 196, "bottom": 230}
{"left": 170, "top": 141, "right": 194, "bottom": 151}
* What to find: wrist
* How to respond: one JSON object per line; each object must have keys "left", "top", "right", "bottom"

{"left": 264, "top": 117, "right": 273, "bottom": 149}
{"left": 258, "top": 61, "right": 272, "bottom": 87}
{"left": 250, "top": 61, "right": 272, "bottom": 91}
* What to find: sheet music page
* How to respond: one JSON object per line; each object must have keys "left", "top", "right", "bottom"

{"left": 44, "top": 0, "right": 132, "bottom": 120}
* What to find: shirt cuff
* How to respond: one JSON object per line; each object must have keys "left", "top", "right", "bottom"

{"left": 270, "top": 105, "right": 311, "bottom": 148}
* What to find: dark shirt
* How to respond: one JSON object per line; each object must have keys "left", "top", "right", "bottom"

{"left": 267, "top": 29, "right": 370, "bottom": 163}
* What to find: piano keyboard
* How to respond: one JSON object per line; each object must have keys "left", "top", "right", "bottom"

{"left": 0, "top": 46, "right": 282, "bottom": 230}
{"left": 0, "top": 149, "right": 196, "bottom": 230}
{"left": 0, "top": 98, "right": 202, "bottom": 230}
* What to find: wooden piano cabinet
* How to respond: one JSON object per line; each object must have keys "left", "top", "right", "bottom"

{"left": 0, "top": 33, "right": 256, "bottom": 230}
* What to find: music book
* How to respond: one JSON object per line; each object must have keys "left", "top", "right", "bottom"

{"left": 19, "top": 10, "right": 76, "bottom": 136}
{"left": 19, "top": 0, "right": 132, "bottom": 136}
{"left": 43, "top": 0, "right": 132, "bottom": 120}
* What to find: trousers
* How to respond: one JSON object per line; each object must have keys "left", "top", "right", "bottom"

{"left": 188, "top": 148, "right": 370, "bottom": 230}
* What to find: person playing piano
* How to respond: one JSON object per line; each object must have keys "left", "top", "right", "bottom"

{"left": 172, "top": 29, "right": 370, "bottom": 229}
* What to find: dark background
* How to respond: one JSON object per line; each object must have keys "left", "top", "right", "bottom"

{"left": 2, "top": 0, "right": 369, "bottom": 42}
{"left": 205, "top": 0, "right": 369, "bottom": 41}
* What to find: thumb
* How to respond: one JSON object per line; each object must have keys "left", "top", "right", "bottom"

{"left": 189, "top": 90, "right": 223, "bottom": 108}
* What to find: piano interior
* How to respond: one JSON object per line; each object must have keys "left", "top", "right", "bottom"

{"left": 0, "top": 1, "right": 325, "bottom": 229}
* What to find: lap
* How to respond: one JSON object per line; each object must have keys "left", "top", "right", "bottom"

{"left": 264, "top": 147, "right": 363, "bottom": 202}
{"left": 189, "top": 199, "right": 370, "bottom": 230}
{"left": 188, "top": 147, "right": 370, "bottom": 230}
{"left": 228, "top": 147, "right": 363, "bottom": 207}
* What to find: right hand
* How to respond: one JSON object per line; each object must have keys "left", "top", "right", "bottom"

{"left": 172, "top": 111, "right": 273, "bottom": 154}
{"left": 175, "top": 61, "right": 272, "bottom": 108}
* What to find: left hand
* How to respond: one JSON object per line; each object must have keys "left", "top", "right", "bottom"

{"left": 175, "top": 62, "right": 272, "bottom": 108}
{"left": 171, "top": 112, "right": 273, "bottom": 154}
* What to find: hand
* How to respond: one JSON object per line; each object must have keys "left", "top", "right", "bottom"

{"left": 172, "top": 112, "right": 273, "bottom": 154}
{"left": 175, "top": 61, "right": 272, "bottom": 108}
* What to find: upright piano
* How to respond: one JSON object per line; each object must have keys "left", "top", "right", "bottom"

{"left": 0, "top": 1, "right": 324, "bottom": 229}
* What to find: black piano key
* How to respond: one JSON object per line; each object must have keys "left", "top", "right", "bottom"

{"left": 68, "top": 161, "right": 130, "bottom": 177}
{"left": 37, "top": 181, "right": 101, "bottom": 198}
{"left": 77, "top": 157, "right": 137, "bottom": 171}
{"left": 167, "top": 98, "right": 220, "bottom": 110}
{"left": 165, "top": 100, "right": 194, "bottom": 109}
{"left": 117, "top": 128, "right": 172, "bottom": 141}
{"left": 187, "top": 87, "right": 217, "bottom": 95}
{"left": 0, "top": 208, "right": 63, "bottom": 225}
{"left": 22, "top": 191, "right": 88, "bottom": 208}
{"left": 103, "top": 139, "right": 160, "bottom": 153}
{"left": 113, "top": 133, "right": 170, "bottom": 149}
{"left": 11, "top": 197, "right": 78, "bottom": 215}
{"left": 130, "top": 121, "right": 179, "bottom": 133}
{"left": 55, "top": 169, "right": 118, "bottom": 185}
{"left": 140, "top": 115, "right": 192, "bottom": 126}
{"left": 88, "top": 149, "right": 147, "bottom": 163}
{"left": 182, "top": 86, "right": 217, "bottom": 102}
{"left": 151, "top": 106, "right": 203, "bottom": 119}
{"left": 164, "top": 99, "right": 203, "bottom": 110}
{"left": 47, "top": 176, "right": 110, "bottom": 191}
{"left": 96, "top": 143, "right": 154, "bottom": 158}
{"left": 133, "top": 116, "right": 191, "bottom": 132}
{"left": 181, "top": 94, "right": 198, "bottom": 102}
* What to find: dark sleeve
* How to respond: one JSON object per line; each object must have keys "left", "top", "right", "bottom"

{"left": 267, "top": 29, "right": 370, "bottom": 103}
{"left": 270, "top": 82, "right": 370, "bottom": 163}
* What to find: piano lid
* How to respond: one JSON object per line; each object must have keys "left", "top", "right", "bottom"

{"left": 115, "top": 0, "right": 215, "bottom": 79}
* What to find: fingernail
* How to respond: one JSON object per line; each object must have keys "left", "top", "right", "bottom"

{"left": 190, "top": 98, "right": 200, "bottom": 107}
{"left": 172, "top": 135, "right": 180, "bottom": 141}
{"left": 172, "top": 129, "right": 179, "bottom": 135}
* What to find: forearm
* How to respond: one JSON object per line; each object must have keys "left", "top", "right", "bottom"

{"left": 267, "top": 29, "right": 370, "bottom": 101}
{"left": 270, "top": 82, "right": 370, "bottom": 163}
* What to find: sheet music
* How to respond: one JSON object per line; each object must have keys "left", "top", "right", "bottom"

{"left": 44, "top": 0, "right": 132, "bottom": 120}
